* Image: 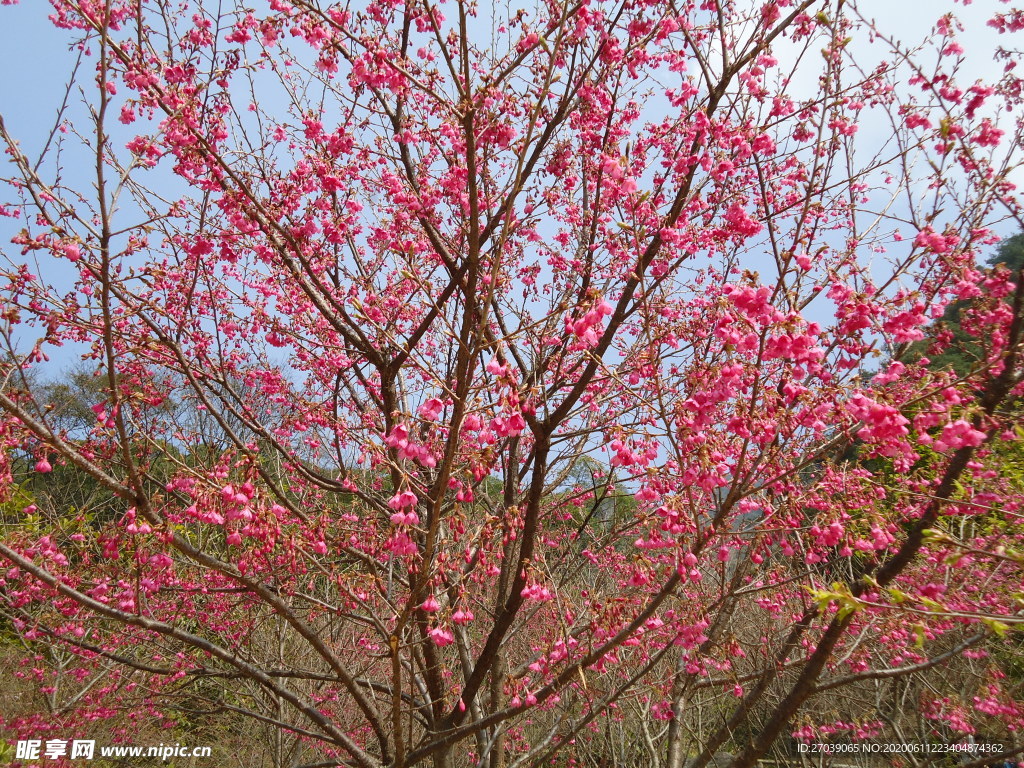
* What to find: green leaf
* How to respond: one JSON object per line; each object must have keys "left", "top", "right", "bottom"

{"left": 982, "top": 618, "right": 1011, "bottom": 638}
{"left": 913, "top": 623, "right": 927, "bottom": 649}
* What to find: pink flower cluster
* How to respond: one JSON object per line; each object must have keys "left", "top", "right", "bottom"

{"left": 388, "top": 490, "right": 420, "bottom": 526}
{"left": 490, "top": 412, "right": 525, "bottom": 437}
{"left": 564, "top": 299, "right": 613, "bottom": 348}
{"left": 384, "top": 424, "right": 437, "bottom": 467}
{"left": 927, "top": 419, "right": 987, "bottom": 453}
{"left": 418, "top": 397, "right": 444, "bottom": 421}
{"left": 520, "top": 583, "right": 554, "bottom": 602}
{"left": 848, "top": 393, "right": 909, "bottom": 445}
{"left": 427, "top": 627, "right": 454, "bottom": 646}
{"left": 220, "top": 483, "right": 255, "bottom": 523}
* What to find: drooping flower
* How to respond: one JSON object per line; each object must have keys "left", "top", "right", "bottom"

{"left": 388, "top": 489, "right": 418, "bottom": 509}
{"left": 427, "top": 626, "right": 454, "bottom": 646}
{"left": 421, "top": 595, "right": 440, "bottom": 612}
{"left": 418, "top": 397, "right": 444, "bottom": 421}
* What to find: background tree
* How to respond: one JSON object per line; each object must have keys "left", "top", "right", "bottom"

{"left": 906, "top": 233, "right": 1024, "bottom": 377}
{"left": 1, "top": 1, "right": 1023, "bottom": 767}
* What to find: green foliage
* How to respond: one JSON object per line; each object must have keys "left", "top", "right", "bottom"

{"left": 990, "top": 232, "right": 1024, "bottom": 273}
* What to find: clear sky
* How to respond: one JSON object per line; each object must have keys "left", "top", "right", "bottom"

{"left": 1, "top": 0, "right": 1017, "bottom": 154}
{"left": 1, "top": 0, "right": 1018, "bottom": 199}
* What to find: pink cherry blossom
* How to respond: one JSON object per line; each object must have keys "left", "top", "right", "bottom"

{"left": 427, "top": 627, "right": 454, "bottom": 646}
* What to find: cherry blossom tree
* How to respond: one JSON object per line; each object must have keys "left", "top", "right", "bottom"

{"left": 1, "top": 0, "right": 1023, "bottom": 766}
